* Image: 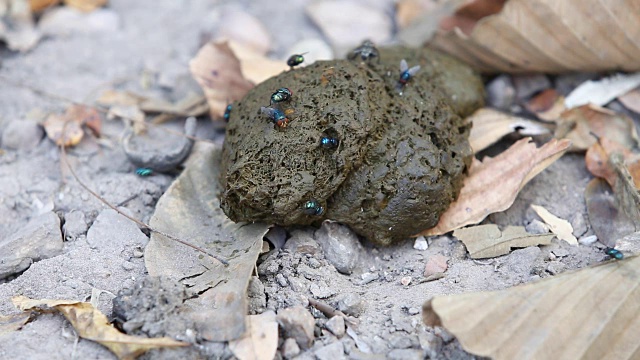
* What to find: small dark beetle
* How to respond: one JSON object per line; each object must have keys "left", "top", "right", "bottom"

{"left": 605, "top": 247, "right": 624, "bottom": 260}
{"left": 320, "top": 136, "right": 339, "bottom": 149}
{"left": 287, "top": 53, "right": 307, "bottom": 69}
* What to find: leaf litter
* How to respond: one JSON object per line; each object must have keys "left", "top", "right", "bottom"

{"left": 530, "top": 204, "right": 577, "bottom": 245}
{"left": 453, "top": 224, "right": 554, "bottom": 259}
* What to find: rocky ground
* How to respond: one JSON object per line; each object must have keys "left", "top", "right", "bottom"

{"left": 0, "top": 1, "right": 617, "bottom": 359}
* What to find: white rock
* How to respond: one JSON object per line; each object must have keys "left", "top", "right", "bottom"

{"left": 306, "top": 0, "right": 392, "bottom": 57}
{"left": 413, "top": 236, "right": 429, "bottom": 250}
{"left": 578, "top": 235, "right": 598, "bottom": 245}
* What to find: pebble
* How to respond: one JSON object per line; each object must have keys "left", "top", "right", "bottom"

{"left": 359, "top": 272, "right": 379, "bottom": 285}
{"left": 307, "top": 257, "right": 322, "bottom": 269}
{"left": 417, "top": 329, "right": 442, "bottom": 356}
{"left": 132, "top": 249, "right": 144, "bottom": 258}
{"left": 276, "top": 273, "right": 288, "bottom": 287}
{"left": 63, "top": 210, "right": 88, "bottom": 240}
{"left": 1, "top": 120, "right": 43, "bottom": 150}
{"left": 315, "top": 341, "right": 346, "bottom": 360}
{"left": 434, "top": 327, "right": 454, "bottom": 343}
{"left": 423, "top": 255, "right": 448, "bottom": 277}
{"left": 525, "top": 219, "right": 550, "bottom": 234}
{"left": 337, "top": 293, "right": 365, "bottom": 317}
{"left": 86, "top": 209, "right": 148, "bottom": 253}
{"left": 282, "top": 337, "right": 301, "bottom": 359}
{"left": 0, "top": 212, "right": 63, "bottom": 279}
{"left": 310, "top": 283, "right": 335, "bottom": 299}
{"left": 571, "top": 213, "right": 587, "bottom": 237}
{"left": 388, "top": 333, "right": 413, "bottom": 349}
{"left": 247, "top": 276, "right": 267, "bottom": 313}
{"left": 306, "top": 0, "right": 392, "bottom": 56}
{"left": 407, "top": 307, "right": 420, "bottom": 316}
{"left": 277, "top": 306, "right": 316, "bottom": 350}
{"left": 513, "top": 74, "right": 551, "bottom": 100}
{"left": 546, "top": 261, "right": 566, "bottom": 275}
{"left": 578, "top": 234, "right": 598, "bottom": 245}
{"left": 486, "top": 75, "right": 515, "bottom": 110}
{"left": 412, "top": 236, "right": 429, "bottom": 251}
{"left": 400, "top": 276, "right": 411, "bottom": 286}
{"left": 121, "top": 261, "right": 135, "bottom": 271}
{"left": 325, "top": 315, "right": 345, "bottom": 337}
{"left": 314, "top": 221, "right": 362, "bottom": 275}
{"left": 551, "top": 248, "right": 570, "bottom": 258}
{"left": 39, "top": 8, "right": 120, "bottom": 36}
{"left": 387, "top": 349, "right": 425, "bottom": 360}
{"left": 217, "top": 8, "right": 271, "bottom": 55}
{"left": 284, "top": 230, "right": 321, "bottom": 256}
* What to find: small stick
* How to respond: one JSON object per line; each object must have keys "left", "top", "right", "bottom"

{"left": 60, "top": 144, "right": 229, "bottom": 266}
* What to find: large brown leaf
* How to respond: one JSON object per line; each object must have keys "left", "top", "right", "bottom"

{"left": 423, "top": 254, "right": 640, "bottom": 359}
{"left": 428, "top": 0, "right": 640, "bottom": 73}
{"left": 144, "top": 143, "right": 270, "bottom": 342}
{"left": 417, "top": 138, "right": 571, "bottom": 236}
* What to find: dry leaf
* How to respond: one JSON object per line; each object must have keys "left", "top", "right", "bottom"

{"left": 526, "top": 89, "right": 566, "bottom": 121}
{"left": 29, "top": 0, "right": 59, "bottom": 12}
{"left": 468, "top": 108, "right": 550, "bottom": 153}
{"left": 423, "top": 254, "right": 640, "bottom": 360}
{"left": 43, "top": 105, "right": 102, "bottom": 146}
{"left": 189, "top": 41, "right": 255, "bottom": 120}
{"left": 217, "top": 8, "right": 271, "bottom": 55}
{"left": 228, "top": 311, "right": 278, "bottom": 360}
{"left": 586, "top": 137, "right": 640, "bottom": 189}
{"left": 618, "top": 88, "right": 640, "bottom": 114}
{"left": 530, "top": 204, "right": 577, "bottom": 245}
{"left": 565, "top": 73, "right": 640, "bottom": 109}
{"left": 429, "top": 0, "right": 640, "bottom": 73}
{"left": 227, "top": 41, "right": 288, "bottom": 85}
{"left": 396, "top": 0, "right": 441, "bottom": 29}
{"left": 555, "top": 104, "right": 639, "bottom": 151}
{"left": 0, "top": 0, "right": 41, "bottom": 51}
{"left": 453, "top": 224, "right": 553, "bottom": 259}
{"left": 585, "top": 178, "right": 638, "bottom": 248}
{"left": 12, "top": 296, "right": 188, "bottom": 360}
{"left": 97, "top": 90, "right": 145, "bottom": 107}
{"left": 63, "top": 0, "right": 107, "bottom": 12}
{"left": 417, "top": 138, "right": 571, "bottom": 236}
{"left": 0, "top": 312, "right": 31, "bottom": 336}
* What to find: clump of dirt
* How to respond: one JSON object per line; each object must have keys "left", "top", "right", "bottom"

{"left": 221, "top": 45, "right": 484, "bottom": 245}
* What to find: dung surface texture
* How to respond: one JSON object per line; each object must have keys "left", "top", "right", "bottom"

{"left": 221, "top": 46, "right": 484, "bottom": 245}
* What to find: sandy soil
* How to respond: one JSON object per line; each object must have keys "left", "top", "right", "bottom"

{"left": 0, "top": 1, "right": 613, "bottom": 359}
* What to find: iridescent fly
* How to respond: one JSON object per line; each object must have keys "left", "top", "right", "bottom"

{"left": 302, "top": 200, "right": 324, "bottom": 216}
{"left": 270, "top": 87, "right": 293, "bottom": 105}
{"left": 320, "top": 136, "right": 339, "bottom": 149}
{"left": 605, "top": 247, "right": 624, "bottom": 260}
{"left": 396, "top": 59, "right": 420, "bottom": 94}
{"left": 223, "top": 104, "right": 232, "bottom": 122}
{"left": 260, "top": 106, "right": 289, "bottom": 128}
{"left": 348, "top": 40, "right": 379, "bottom": 63}
{"left": 287, "top": 52, "right": 308, "bottom": 69}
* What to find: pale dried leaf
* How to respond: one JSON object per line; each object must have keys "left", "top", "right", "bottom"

{"left": 145, "top": 143, "right": 270, "bottom": 342}
{"left": 217, "top": 8, "right": 271, "bottom": 55}
{"left": 585, "top": 178, "right": 636, "bottom": 248}
{"left": 429, "top": 0, "right": 640, "bottom": 73}
{"left": 565, "top": 73, "right": 640, "bottom": 109}
{"left": 468, "top": 108, "right": 550, "bottom": 153}
{"left": 618, "top": 88, "right": 640, "bottom": 114}
{"left": 29, "top": 0, "right": 59, "bottom": 12}
{"left": 97, "top": 90, "right": 145, "bottom": 107}
{"left": 585, "top": 137, "right": 640, "bottom": 189}
{"left": 530, "top": 204, "right": 577, "bottom": 245}
{"left": 189, "top": 41, "right": 255, "bottom": 120}
{"left": 526, "top": 89, "right": 566, "bottom": 121}
{"left": 12, "top": 296, "right": 188, "bottom": 360}
{"left": 555, "top": 104, "right": 639, "bottom": 151}
{"left": 0, "top": 312, "right": 31, "bottom": 336}
{"left": 396, "top": 0, "right": 439, "bottom": 29}
{"left": 228, "top": 311, "right": 278, "bottom": 360}
{"left": 423, "top": 254, "right": 640, "bottom": 359}
{"left": 63, "top": 0, "right": 106, "bottom": 12}
{"left": 43, "top": 113, "right": 84, "bottom": 146}
{"left": 227, "top": 40, "right": 288, "bottom": 85}
{"left": 453, "top": 224, "right": 553, "bottom": 259}
{"left": 417, "top": 138, "right": 571, "bottom": 236}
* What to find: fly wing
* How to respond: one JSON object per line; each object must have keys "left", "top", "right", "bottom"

{"left": 260, "top": 106, "right": 275, "bottom": 117}
{"left": 407, "top": 65, "right": 421, "bottom": 76}
{"left": 400, "top": 59, "right": 408, "bottom": 72}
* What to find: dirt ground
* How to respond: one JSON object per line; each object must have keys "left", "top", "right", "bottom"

{"left": 0, "top": 1, "right": 618, "bottom": 359}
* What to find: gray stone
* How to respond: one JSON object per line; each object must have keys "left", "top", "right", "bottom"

{"left": 314, "top": 221, "right": 362, "bottom": 274}
{"left": 578, "top": 235, "right": 598, "bottom": 245}
{"left": 387, "top": 349, "right": 424, "bottom": 360}
{"left": 434, "top": 327, "right": 454, "bottom": 343}
{"left": 310, "top": 283, "right": 335, "bottom": 299}
{"left": 388, "top": 333, "right": 413, "bottom": 349}
{"left": 0, "top": 212, "right": 63, "bottom": 279}
{"left": 325, "top": 316, "right": 345, "bottom": 337}
{"left": 359, "top": 272, "right": 379, "bottom": 285}
{"left": 551, "top": 248, "right": 569, "bottom": 258}
{"left": 277, "top": 306, "right": 315, "bottom": 350}
{"left": 417, "top": 329, "right": 442, "bottom": 355}
{"left": 63, "top": 211, "right": 88, "bottom": 240}
{"left": 314, "top": 341, "right": 345, "bottom": 360}
{"left": 247, "top": 276, "right": 266, "bottom": 314}
{"left": 276, "top": 273, "right": 288, "bottom": 287}
{"left": 336, "top": 293, "right": 365, "bottom": 317}
{"left": 307, "top": 257, "right": 322, "bottom": 269}
{"left": 412, "top": 236, "right": 428, "bottom": 251}
{"left": 486, "top": 74, "right": 515, "bottom": 110}
{"left": 86, "top": 209, "right": 148, "bottom": 253}
{"left": 284, "top": 229, "right": 320, "bottom": 255}
{"left": 282, "top": 337, "right": 300, "bottom": 359}
{"left": 525, "top": 219, "right": 550, "bottom": 234}
{"left": 407, "top": 307, "right": 420, "bottom": 316}
{"left": 571, "top": 213, "right": 587, "bottom": 237}
{"left": 1, "top": 120, "right": 43, "bottom": 150}
{"left": 546, "top": 261, "right": 566, "bottom": 275}
{"left": 513, "top": 74, "right": 551, "bottom": 100}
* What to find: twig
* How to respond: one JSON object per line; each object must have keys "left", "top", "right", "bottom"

{"left": 59, "top": 144, "right": 229, "bottom": 266}
{"left": 307, "top": 297, "right": 357, "bottom": 326}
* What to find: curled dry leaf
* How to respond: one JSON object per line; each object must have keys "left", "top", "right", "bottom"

{"left": 0, "top": 312, "right": 31, "bottom": 336}
{"left": 227, "top": 40, "right": 288, "bottom": 85}
{"left": 530, "top": 204, "right": 577, "bottom": 245}
{"left": 423, "top": 254, "right": 640, "bottom": 360}
{"left": 618, "top": 88, "right": 640, "bottom": 114}
{"left": 586, "top": 137, "right": 640, "bottom": 189}
{"left": 564, "top": 73, "right": 640, "bottom": 109}
{"left": 189, "top": 41, "right": 255, "bottom": 120}
{"left": 228, "top": 311, "right": 278, "bottom": 360}
{"left": 63, "top": 0, "right": 107, "bottom": 12}
{"left": 12, "top": 296, "right": 188, "bottom": 360}
{"left": 43, "top": 105, "right": 101, "bottom": 146}
{"left": 417, "top": 137, "right": 571, "bottom": 236}
{"left": 555, "top": 104, "right": 639, "bottom": 151}
{"left": 29, "top": 0, "right": 60, "bottom": 12}
{"left": 453, "top": 224, "right": 553, "bottom": 259}
{"left": 585, "top": 178, "right": 638, "bottom": 248}
{"left": 467, "top": 108, "right": 550, "bottom": 153}
{"left": 429, "top": 0, "right": 640, "bottom": 73}
{"left": 525, "top": 89, "right": 566, "bottom": 121}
